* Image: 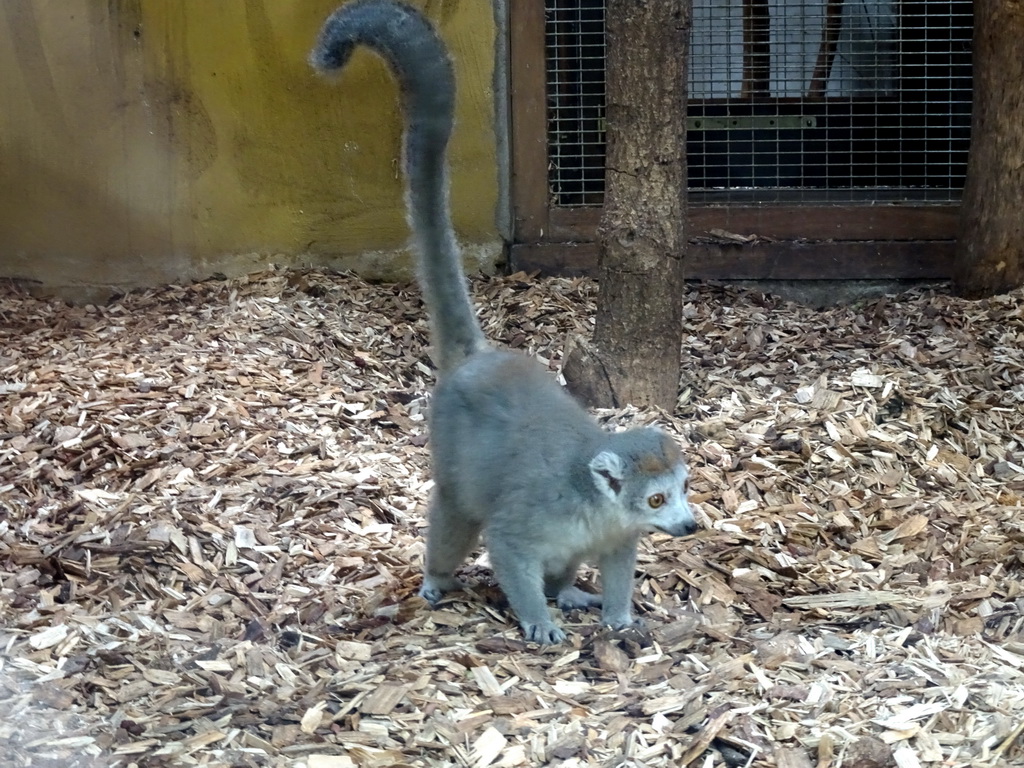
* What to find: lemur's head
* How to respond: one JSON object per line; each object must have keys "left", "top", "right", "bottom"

{"left": 589, "top": 429, "right": 697, "bottom": 537}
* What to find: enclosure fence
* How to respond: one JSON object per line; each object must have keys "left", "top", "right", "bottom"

{"left": 544, "top": 0, "right": 973, "bottom": 207}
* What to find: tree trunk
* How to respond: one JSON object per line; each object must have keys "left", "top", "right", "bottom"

{"left": 952, "top": 1, "right": 1024, "bottom": 297}
{"left": 562, "top": 0, "right": 689, "bottom": 410}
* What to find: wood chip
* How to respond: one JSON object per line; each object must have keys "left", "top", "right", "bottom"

{"left": 358, "top": 683, "right": 409, "bottom": 715}
{"left": 469, "top": 726, "right": 507, "bottom": 768}
{"left": 1, "top": 269, "right": 1023, "bottom": 767}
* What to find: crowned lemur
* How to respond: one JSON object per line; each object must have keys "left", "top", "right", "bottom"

{"left": 311, "top": 0, "right": 698, "bottom": 644}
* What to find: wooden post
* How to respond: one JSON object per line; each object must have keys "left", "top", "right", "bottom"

{"left": 563, "top": 0, "right": 690, "bottom": 409}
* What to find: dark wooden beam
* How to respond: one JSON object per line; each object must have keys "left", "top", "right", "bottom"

{"left": 510, "top": 240, "right": 955, "bottom": 280}
{"left": 547, "top": 205, "right": 960, "bottom": 243}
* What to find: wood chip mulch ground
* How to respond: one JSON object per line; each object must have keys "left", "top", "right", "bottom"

{"left": 1, "top": 267, "right": 1023, "bottom": 768}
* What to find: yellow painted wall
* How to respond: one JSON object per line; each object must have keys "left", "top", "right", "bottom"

{"left": 0, "top": 0, "right": 501, "bottom": 298}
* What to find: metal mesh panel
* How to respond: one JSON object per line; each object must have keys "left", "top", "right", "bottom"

{"left": 545, "top": 1, "right": 608, "bottom": 207}
{"left": 544, "top": 0, "right": 973, "bottom": 207}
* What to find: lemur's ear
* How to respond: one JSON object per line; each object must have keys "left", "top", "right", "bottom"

{"left": 590, "top": 451, "right": 625, "bottom": 499}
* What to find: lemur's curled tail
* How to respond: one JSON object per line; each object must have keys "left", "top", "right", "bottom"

{"left": 310, "top": 0, "right": 486, "bottom": 373}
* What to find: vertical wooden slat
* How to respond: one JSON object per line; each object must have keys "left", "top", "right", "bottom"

{"left": 509, "top": 1, "right": 550, "bottom": 242}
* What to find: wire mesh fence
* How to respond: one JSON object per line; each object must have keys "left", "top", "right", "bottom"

{"left": 544, "top": 0, "right": 972, "bottom": 207}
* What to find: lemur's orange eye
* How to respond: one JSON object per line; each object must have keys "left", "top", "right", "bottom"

{"left": 648, "top": 493, "right": 665, "bottom": 509}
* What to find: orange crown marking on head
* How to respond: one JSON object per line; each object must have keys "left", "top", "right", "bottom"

{"left": 637, "top": 435, "right": 682, "bottom": 475}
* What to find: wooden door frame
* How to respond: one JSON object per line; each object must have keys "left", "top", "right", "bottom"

{"left": 508, "top": 6, "right": 960, "bottom": 280}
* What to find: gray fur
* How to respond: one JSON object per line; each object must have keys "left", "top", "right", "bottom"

{"left": 312, "top": 0, "right": 697, "bottom": 644}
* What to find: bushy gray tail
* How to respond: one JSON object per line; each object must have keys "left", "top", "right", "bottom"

{"left": 310, "top": 0, "right": 486, "bottom": 373}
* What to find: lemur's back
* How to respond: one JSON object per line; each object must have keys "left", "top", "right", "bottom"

{"left": 430, "top": 349, "right": 604, "bottom": 520}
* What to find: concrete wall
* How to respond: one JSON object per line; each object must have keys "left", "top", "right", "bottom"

{"left": 0, "top": 0, "right": 502, "bottom": 299}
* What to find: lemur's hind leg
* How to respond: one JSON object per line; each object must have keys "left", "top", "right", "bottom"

{"left": 544, "top": 560, "right": 602, "bottom": 611}
{"left": 419, "top": 491, "right": 480, "bottom": 604}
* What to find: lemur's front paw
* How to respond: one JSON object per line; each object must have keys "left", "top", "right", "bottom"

{"left": 601, "top": 613, "right": 645, "bottom": 631}
{"left": 522, "top": 620, "right": 567, "bottom": 645}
